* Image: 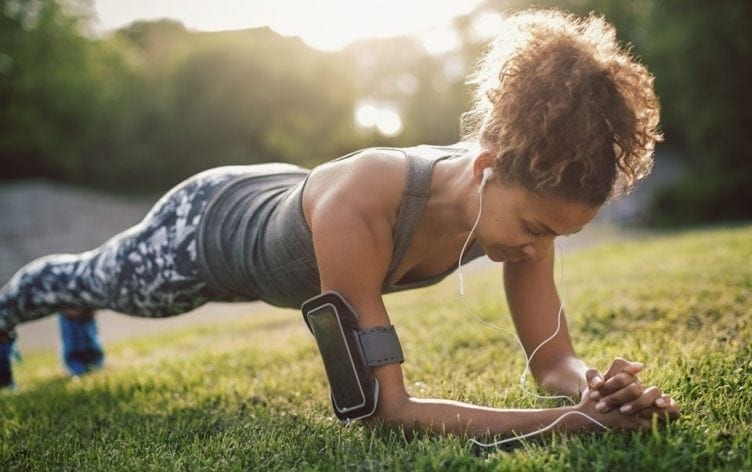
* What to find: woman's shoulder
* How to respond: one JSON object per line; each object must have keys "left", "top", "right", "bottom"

{"left": 313, "top": 147, "right": 408, "bottom": 192}
{"left": 303, "top": 148, "right": 408, "bottom": 227}
{"left": 328, "top": 146, "right": 407, "bottom": 174}
{"left": 308, "top": 142, "right": 466, "bottom": 188}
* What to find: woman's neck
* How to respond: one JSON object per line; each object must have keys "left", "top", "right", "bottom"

{"left": 424, "top": 148, "right": 483, "bottom": 241}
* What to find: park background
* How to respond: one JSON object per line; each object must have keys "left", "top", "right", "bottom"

{"left": 1, "top": 0, "right": 750, "bottom": 223}
{"left": 1, "top": 0, "right": 750, "bottom": 470}
{"left": 1, "top": 0, "right": 749, "bottom": 348}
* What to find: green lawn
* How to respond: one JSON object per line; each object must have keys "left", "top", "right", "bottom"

{"left": 2, "top": 224, "right": 751, "bottom": 470}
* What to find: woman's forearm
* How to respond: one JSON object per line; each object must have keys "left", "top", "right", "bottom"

{"left": 379, "top": 396, "right": 590, "bottom": 437}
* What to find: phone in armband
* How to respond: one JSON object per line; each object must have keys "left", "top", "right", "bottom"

{"left": 301, "top": 291, "right": 379, "bottom": 421}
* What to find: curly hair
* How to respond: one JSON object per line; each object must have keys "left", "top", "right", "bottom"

{"left": 462, "top": 9, "right": 661, "bottom": 205}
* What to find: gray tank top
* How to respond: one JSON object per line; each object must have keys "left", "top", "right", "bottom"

{"left": 196, "top": 145, "right": 484, "bottom": 309}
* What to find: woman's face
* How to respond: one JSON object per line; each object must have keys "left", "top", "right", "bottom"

{"left": 474, "top": 181, "right": 600, "bottom": 263}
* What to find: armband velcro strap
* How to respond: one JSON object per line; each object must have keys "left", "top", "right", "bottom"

{"left": 358, "top": 325, "right": 404, "bottom": 367}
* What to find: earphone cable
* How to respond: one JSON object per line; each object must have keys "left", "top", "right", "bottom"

{"left": 457, "top": 175, "right": 608, "bottom": 446}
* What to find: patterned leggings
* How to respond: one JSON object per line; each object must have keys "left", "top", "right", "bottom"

{"left": 0, "top": 167, "right": 252, "bottom": 335}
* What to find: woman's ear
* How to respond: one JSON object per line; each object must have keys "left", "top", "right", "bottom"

{"left": 473, "top": 150, "right": 496, "bottom": 183}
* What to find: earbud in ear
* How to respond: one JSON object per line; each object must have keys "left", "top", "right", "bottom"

{"left": 482, "top": 167, "right": 494, "bottom": 181}
{"left": 478, "top": 167, "right": 494, "bottom": 193}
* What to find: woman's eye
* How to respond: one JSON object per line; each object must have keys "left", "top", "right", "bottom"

{"left": 526, "top": 227, "right": 542, "bottom": 238}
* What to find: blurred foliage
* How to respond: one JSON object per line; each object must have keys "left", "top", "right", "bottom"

{"left": 0, "top": 0, "right": 749, "bottom": 222}
{"left": 636, "top": 1, "right": 752, "bottom": 224}
{"left": 0, "top": 0, "right": 365, "bottom": 191}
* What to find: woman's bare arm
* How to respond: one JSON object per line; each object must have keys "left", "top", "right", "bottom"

{"left": 504, "top": 243, "right": 680, "bottom": 420}
{"left": 305, "top": 164, "right": 667, "bottom": 435}
{"left": 504, "top": 246, "right": 587, "bottom": 397}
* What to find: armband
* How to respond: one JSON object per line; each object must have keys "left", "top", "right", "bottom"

{"left": 301, "top": 291, "right": 404, "bottom": 422}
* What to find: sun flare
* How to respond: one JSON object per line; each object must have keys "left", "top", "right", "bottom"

{"left": 94, "top": 0, "right": 485, "bottom": 52}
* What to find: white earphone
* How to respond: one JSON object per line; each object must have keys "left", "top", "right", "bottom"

{"left": 479, "top": 167, "right": 494, "bottom": 193}
{"left": 458, "top": 163, "right": 609, "bottom": 448}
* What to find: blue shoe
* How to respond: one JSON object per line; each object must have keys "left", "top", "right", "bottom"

{"left": 0, "top": 335, "right": 19, "bottom": 390}
{"left": 59, "top": 313, "right": 104, "bottom": 376}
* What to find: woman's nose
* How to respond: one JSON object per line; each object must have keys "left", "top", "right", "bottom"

{"left": 522, "top": 244, "right": 536, "bottom": 258}
{"left": 522, "top": 238, "right": 554, "bottom": 260}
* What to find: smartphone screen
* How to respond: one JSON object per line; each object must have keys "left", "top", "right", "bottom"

{"left": 307, "top": 305, "right": 366, "bottom": 412}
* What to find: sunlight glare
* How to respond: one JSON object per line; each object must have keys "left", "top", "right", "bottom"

{"left": 376, "top": 107, "right": 403, "bottom": 137}
{"left": 420, "top": 26, "right": 460, "bottom": 55}
{"left": 471, "top": 11, "right": 505, "bottom": 42}
{"left": 354, "top": 100, "right": 403, "bottom": 137}
{"left": 354, "top": 101, "right": 379, "bottom": 128}
{"left": 94, "top": 0, "right": 485, "bottom": 52}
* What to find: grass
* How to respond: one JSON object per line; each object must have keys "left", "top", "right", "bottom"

{"left": 2, "top": 224, "right": 751, "bottom": 470}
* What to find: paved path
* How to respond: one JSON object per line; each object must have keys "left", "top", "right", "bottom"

{"left": 1, "top": 154, "right": 679, "bottom": 353}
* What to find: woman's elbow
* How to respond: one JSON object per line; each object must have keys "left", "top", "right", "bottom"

{"left": 369, "top": 389, "right": 412, "bottom": 426}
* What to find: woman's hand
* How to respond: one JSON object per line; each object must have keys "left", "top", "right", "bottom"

{"left": 584, "top": 357, "right": 680, "bottom": 420}
{"left": 615, "top": 386, "right": 680, "bottom": 419}
{"left": 575, "top": 387, "right": 680, "bottom": 431}
{"left": 585, "top": 357, "right": 644, "bottom": 412}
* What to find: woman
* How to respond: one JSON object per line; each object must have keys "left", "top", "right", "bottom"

{"left": 0, "top": 10, "right": 680, "bottom": 437}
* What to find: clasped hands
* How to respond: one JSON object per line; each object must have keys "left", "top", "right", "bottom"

{"left": 580, "top": 357, "right": 680, "bottom": 429}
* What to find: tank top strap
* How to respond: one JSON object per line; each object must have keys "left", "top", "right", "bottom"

{"left": 384, "top": 145, "right": 464, "bottom": 286}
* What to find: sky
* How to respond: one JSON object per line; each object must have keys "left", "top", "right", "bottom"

{"left": 92, "top": 0, "right": 487, "bottom": 52}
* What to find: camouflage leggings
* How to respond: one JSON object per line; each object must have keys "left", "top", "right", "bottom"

{"left": 0, "top": 167, "right": 252, "bottom": 335}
